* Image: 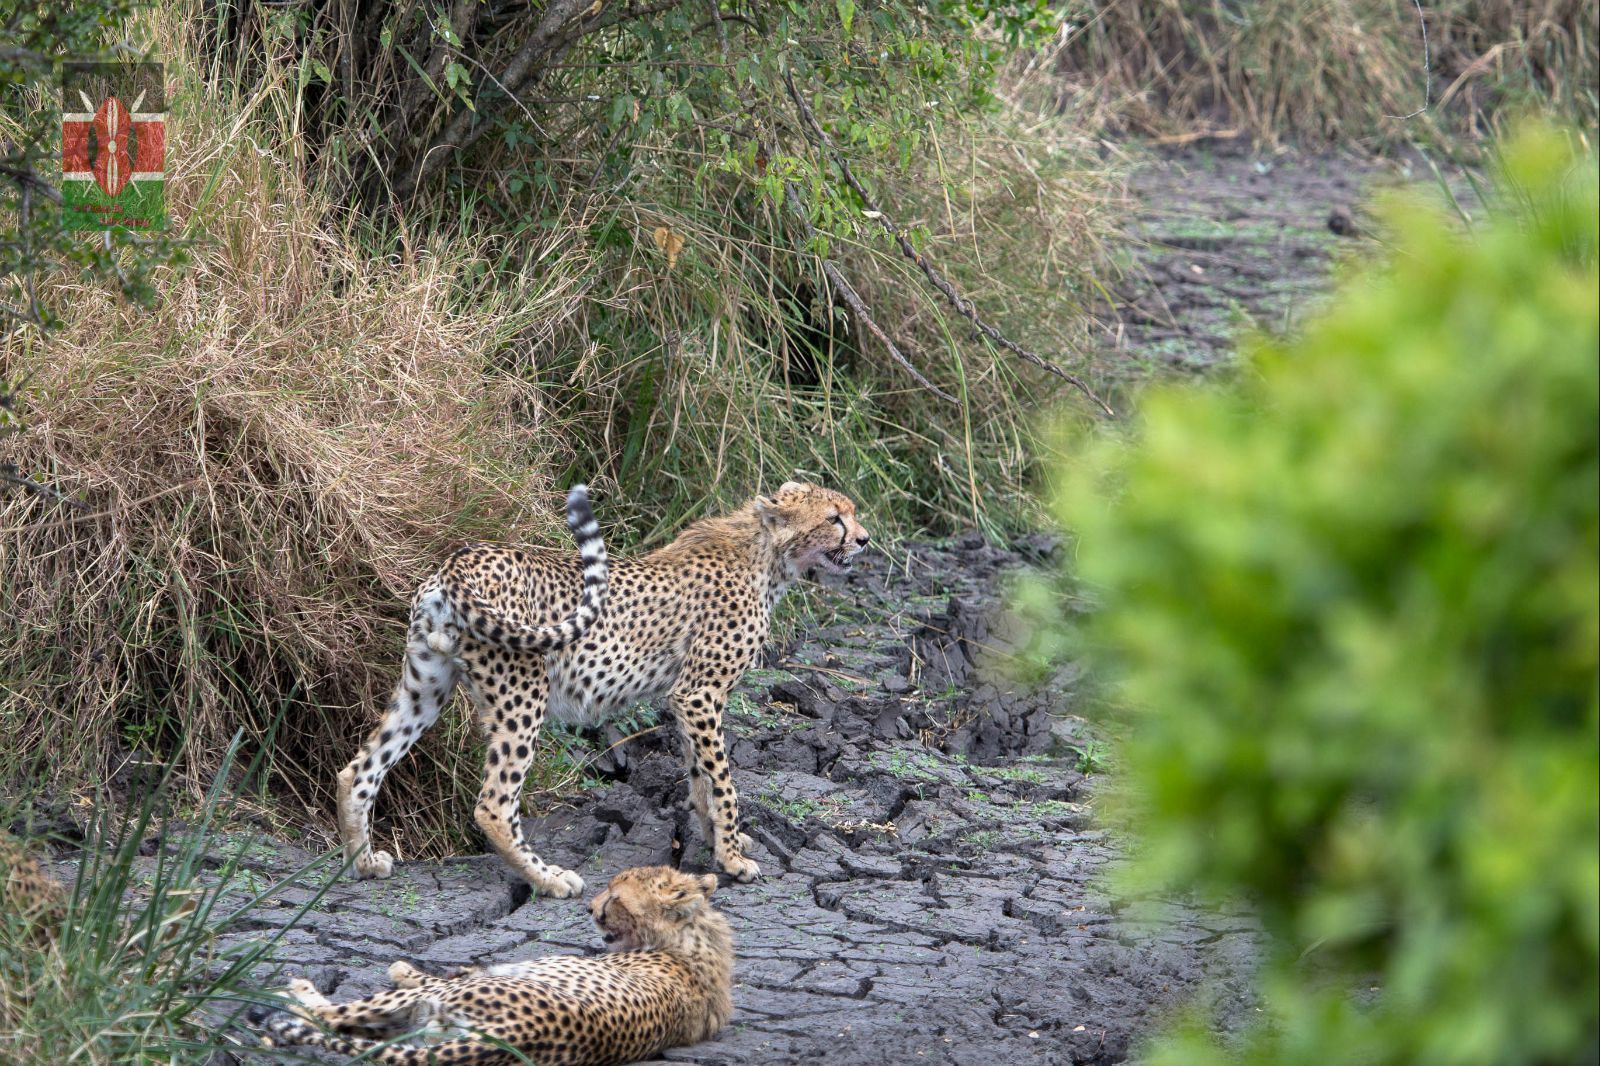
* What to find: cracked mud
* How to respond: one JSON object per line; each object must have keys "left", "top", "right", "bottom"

{"left": 184, "top": 531, "right": 1258, "bottom": 1065}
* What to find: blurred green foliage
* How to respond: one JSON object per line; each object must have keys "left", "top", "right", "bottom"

{"left": 1040, "top": 125, "right": 1598, "bottom": 1064}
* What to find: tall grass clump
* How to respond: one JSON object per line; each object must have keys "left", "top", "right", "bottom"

{"left": 4, "top": 3, "right": 1123, "bottom": 856}
{"left": 1050, "top": 0, "right": 1597, "bottom": 145}
{"left": 1, "top": 739, "right": 335, "bottom": 1064}
{"left": 1, "top": 14, "right": 596, "bottom": 853}
{"left": 1032, "top": 124, "right": 1597, "bottom": 1064}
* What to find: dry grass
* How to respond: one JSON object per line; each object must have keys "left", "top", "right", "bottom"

{"left": 0, "top": 18, "right": 595, "bottom": 853}
{"left": 1049, "top": 0, "right": 1596, "bottom": 145}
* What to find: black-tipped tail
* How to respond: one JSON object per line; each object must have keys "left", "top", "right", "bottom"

{"left": 453, "top": 483, "right": 611, "bottom": 654}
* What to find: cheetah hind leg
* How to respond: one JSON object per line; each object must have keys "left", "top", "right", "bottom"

{"left": 388, "top": 960, "right": 473, "bottom": 989}
{"left": 460, "top": 652, "right": 585, "bottom": 898}
{"left": 337, "top": 614, "right": 459, "bottom": 881}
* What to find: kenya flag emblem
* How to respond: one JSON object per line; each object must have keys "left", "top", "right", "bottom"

{"left": 62, "top": 63, "right": 166, "bottom": 230}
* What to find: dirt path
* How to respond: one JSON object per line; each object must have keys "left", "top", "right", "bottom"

{"left": 185, "top": 535, "right": 1255, "bottom": 1065}
{"left": 100, "top": 147, "right": 1393, "bottom": 1064}
{"left": 1104, "top": 142, "right": 1383, "bottom": 374}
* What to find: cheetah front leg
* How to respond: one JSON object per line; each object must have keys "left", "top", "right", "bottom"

{"left": 670, "top": 683, "right": 759, "bottom": 882}
{"left": 460, "top": 648, "right": 586, "bottom": 898}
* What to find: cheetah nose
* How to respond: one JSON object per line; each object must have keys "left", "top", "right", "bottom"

{"left": 855, "top": 533, "right": 870, "bottom": 546}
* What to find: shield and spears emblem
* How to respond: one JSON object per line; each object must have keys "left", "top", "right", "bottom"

{"left": 61, "top": 63, "right": 166, "bottom": 230}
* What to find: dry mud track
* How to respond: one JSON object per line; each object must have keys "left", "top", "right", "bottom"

{"left": 199, "top": 534, "right": 1257, "bottom": 1066}
{"left": 1104, "top": 142, "right": 1384, "bottom": 373}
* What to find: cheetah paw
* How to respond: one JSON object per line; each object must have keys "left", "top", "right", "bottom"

{"left": 535, "top": 867, "right": 585, "bottom": 899}
{"left": 720, "top": 852, "right": 761, "bottom": 882}
{"left": 354, "top": 849, "right": 394, "bottom": 879}
{"left": 282, "top": 977, "right": 331, "bottom": 1014}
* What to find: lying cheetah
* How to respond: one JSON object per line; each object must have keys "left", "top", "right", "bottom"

{"left": 260, "top": 865, "right": 733, "bottom": 1064}
{"left": 337, "top": 481, "right": 870, "bottom": 896}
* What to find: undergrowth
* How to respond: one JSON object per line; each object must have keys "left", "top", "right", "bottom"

{"left": 1, "top": 738, "right": 333, "bottom": 1064}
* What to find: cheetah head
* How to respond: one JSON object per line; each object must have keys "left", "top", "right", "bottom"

{"left": 754, "top": 482, "right": 870, "bottom": 581}
{"left": 589, "top": 865, "right": 720, "bottom": 952}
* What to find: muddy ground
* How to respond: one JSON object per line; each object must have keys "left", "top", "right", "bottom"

{"left": 1104, "top": 140, "right": 1387, "bottom": 374}
{"left": 59, "top": 147, "right": 1392, "bottom": 1064}
{"left": 191, "top": 531, "right": 1258, "bottom": 1066}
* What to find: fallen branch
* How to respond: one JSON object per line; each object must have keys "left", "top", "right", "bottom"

{"left": 784, "top": 69, "right": 1114, "bottom": 417}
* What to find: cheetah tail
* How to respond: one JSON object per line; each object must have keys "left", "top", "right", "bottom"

{"left": 453, "top": 483, "right": 611, "bottom": 654}
{"left": 267, "top": 1015, "right": 508, "bottom": 1064}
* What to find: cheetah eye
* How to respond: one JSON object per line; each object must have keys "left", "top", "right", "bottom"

{"left": 829, "top": 514, "right": 844, "bottom": 527}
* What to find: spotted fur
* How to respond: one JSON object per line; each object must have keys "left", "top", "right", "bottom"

{"left": 337, "top": 481, "right": 870, "bottom": 896}
{"left": 262, "top": 865, "right": 733, "bottom": 1065}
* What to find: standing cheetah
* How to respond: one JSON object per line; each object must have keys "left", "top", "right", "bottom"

{"left": 337, "top": 481, "right": 870, "bottom": 897}
{"left": 260, "top": 864, "right": 733, "bottom": 1064}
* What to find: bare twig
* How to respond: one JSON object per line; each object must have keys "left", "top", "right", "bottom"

{"left": 705, "top": 0, "right": 729, "bottom": 60}
{"left": 0, "top": 479, "right": 195, "bottom": 533}
{"left": 397, "top": 0, "right": 591, "bottom": 199}
{"left": 1148, "top": 126, "right": 1243, "bottom": 146}
{"left": 783, "top": 69, "right": 1114, "bottom": 417}
{"left": 1436, "top": 42, "right": 1511, "bottom": 112}
{"left": 0, "top": 164, "right": 63, "bottom": 203}
{"left": 395, "top": 0, "right": 695, "bottom": 199}
{"left": 780, "top": 183, "right": 958, "bottom": 406}
{"left": 1386, "top": 0, "right": 1432, "bottom": 120}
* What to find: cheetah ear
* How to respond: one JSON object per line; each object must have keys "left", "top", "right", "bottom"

{"left": 696, "top": 873, "right": 718, "bottom": 898}
{"left": 665, "top": 891, "right": 704, "bottom": 922}
{"left": 754, "top": 495, "right": 783, "bottom": 530}
{"left": 778, "top": 480, "right": 805, "bottom": 495}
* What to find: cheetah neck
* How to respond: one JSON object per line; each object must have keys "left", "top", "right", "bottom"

{"left": 764, "top": 549, "right": 796, "bottom": 612}
{"left": 649, "top": 506, "right": 795, "bottom": 611}
{"left": 645, "top": 912, "right": 735, "bottom": 1042}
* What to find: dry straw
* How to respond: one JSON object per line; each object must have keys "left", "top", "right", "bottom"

{"left": 0, "top": 20, "right": 594, "bottom": 852}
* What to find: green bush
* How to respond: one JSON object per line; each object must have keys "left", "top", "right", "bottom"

{"left": 1044, "top": 125, "right": 1598, "bottom": 1064}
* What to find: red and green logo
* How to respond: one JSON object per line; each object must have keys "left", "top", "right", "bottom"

{"left": 62, "top": 62, "right": 165, "bottom": 231}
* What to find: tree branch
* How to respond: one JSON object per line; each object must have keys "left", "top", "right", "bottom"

{"left": 395, "top": 0, "right": 591, "bottom": 200}
{"left": 783, "top": 69, "right": 1114, "bottom": 417}
{"left": 781, "top": 183, "right": 958, "bottom": 406}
